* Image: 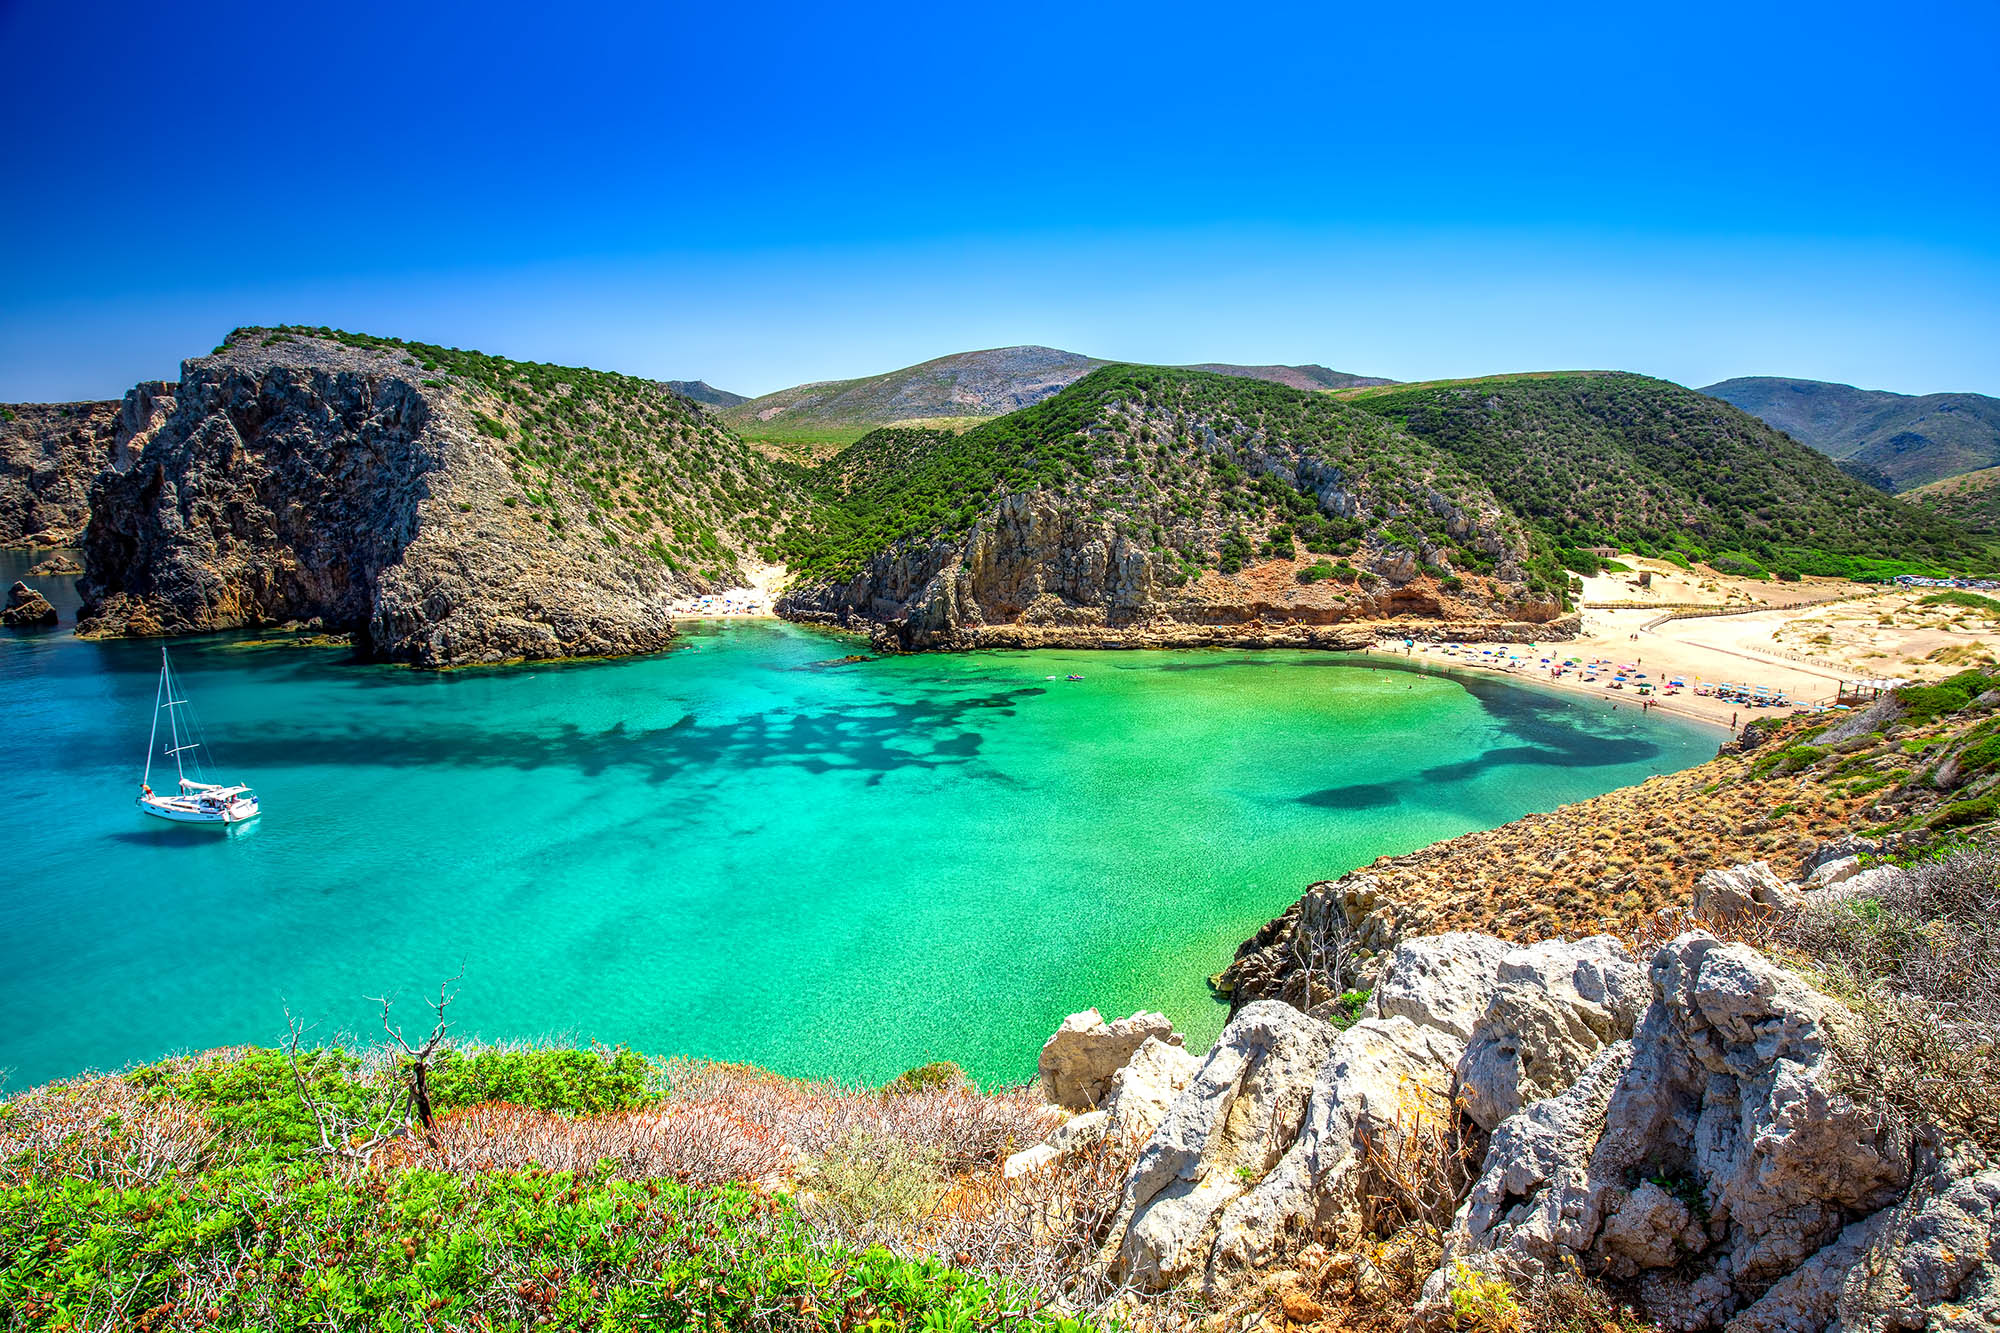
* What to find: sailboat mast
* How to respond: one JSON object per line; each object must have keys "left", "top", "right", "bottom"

{"left": 144, "top": 646, "right": 164, "bottom": 789}
{"left": 165, "top": 650, "right": 186, "bottom": 785}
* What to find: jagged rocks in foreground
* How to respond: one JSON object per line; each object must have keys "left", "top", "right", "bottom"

{"left": 76, "top": 329, "right": 791, "bottom": 667}
{"left": 1055, "top": 902, "right": 1996, "bottom": 1331}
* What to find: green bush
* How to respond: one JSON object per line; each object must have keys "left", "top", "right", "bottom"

{"left": 1898, "top": 669, "right": 2000, "bottom": 724}
{"left": 127, "top": 1047, "right": 385, "bottom": 1157}
{"left": 1297, "top": 559, "right": 1337, "bottom": 584}
{"left": 1922, "top": 591, "right": 2000, "bottom": 616}
{"left": 1710, "top": 551, "right": 1769, "bottom": 579}
{"left": 0, "top": 1165, "right": 1088, "bottom": 1332}
{"left": 424, "top": 1045, "right": 660, "bottom": 1115}
{"left": 1217, "top": 529, "right": 1253, "bottom": 575}
{"left": 881, "top": 1061, "right": 965, "bottom": 1094}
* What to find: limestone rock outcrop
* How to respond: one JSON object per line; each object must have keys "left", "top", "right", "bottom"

{"left": 1115, "top": 933, "right": 1645, "bottom": 1290}
{"left": 1442, "top": 932, "right": 1912, "bottom": 1330}
{"left": 1693, "top": 860, "right": 1800, "bottom": 918}
{"left": 1, "top": 580, "right": 57, "bottom": 627}
{"left": 1209, "top": 1013, "right": 1464, "bottom": 1279}
{"left": 1110, "top": 1000, "right": 1342, "bottom": 1289}
{"left": 1362, "top": 931, "right": 1511, "bottom": 1039}
{"left": 1038, "top": 1009, "right": 1182, "bottom": 1112}
{"left": 1458, "top": 935, "right": 1650, "bottom": 1131}
{"left": 1085, "top": 919, "right": 1976, "bottom": 1328}
{"left": 1834, "top": 1147, "right": 2000, "bottom": 1331}
{"left": 1102, "top": 1036, "right": 1203, "bottom": 1144}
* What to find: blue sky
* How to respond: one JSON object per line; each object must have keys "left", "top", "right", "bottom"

{"left": 2, "top": 0, "right": 1995, "bottom": 401}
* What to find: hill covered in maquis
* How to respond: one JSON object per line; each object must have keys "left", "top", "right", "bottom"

{"left": 1342, "top": 371, "right": 1984, "bottom": 580}
{"left": 1907, "top": 466, "right": 2000, "bottom": 536}
{"left": 773, "top": 365, "right": 1576, "bottom": 648}
{"left": 1702, "top": 375, "right": 2000, "bottom": 492}
{"left": 17, "top": 332, "right": 1994, "bottom": 663}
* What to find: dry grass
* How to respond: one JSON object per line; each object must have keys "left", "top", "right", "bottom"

{"left": 1774, "top": 848, "right": 2000, "bottom": 1151}
{"left": 379, "top": 1097, "right": 794, "bottom": 1185}
{"left": 0, "top": 1075, "right": 223, "bottom": 1189}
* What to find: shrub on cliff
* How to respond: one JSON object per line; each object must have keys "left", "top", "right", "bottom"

{"left": 1777, "top": 844, "right": 2000, "bottom": 1153}
{"left": 1, "top": 1042, "right": 1097, "bottom": 1332}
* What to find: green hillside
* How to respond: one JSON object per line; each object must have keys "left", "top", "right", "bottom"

{"left": 777, "top": 365, "right": 1568, "bottom": 599}
{"left": 1350, "top": 371, "right": 1984, "bottom": 579}
{"left": 1907, "top": 466, "right": 2000, "bottom": 536}
{"left": 1702, "top": 376, "right": 2000, "bottom": 491}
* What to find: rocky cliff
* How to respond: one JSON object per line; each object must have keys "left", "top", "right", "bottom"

{"left": 777, "top": 368, "right": 1575, "bottom": 652}
{"left": 0, "top": 385, "right": 174, "bottom": 546}
{"left": 1004, "top": 837, "right": 2000, "bottom": 1330}
{"left": 77, "top": 328, "right": 798, "bottom": 667}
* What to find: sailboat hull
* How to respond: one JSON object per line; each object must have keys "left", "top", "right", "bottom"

{"left": 137, "top": 796, "right": 260, "bottom": 826}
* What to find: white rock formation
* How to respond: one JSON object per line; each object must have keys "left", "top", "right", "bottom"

{"left": 1102, "top": 1036, "right": 1202, "bottom": 1144}
{"left": 1362, "top": 931, "right": 1511, "bottom": 1039}
{"left": 1210, "top": 1014, "right": 1463, "bottom": 1280}
{"left": 1003, "top": 1142, "right": 1059, "bottom": 1179}
{"left": 1693, "top": 861, "right": 1799, "bottom": 918}
{"left": 1442, "top": 932, "right": 1912, "bottom": 1330}
{"left": 1110, "top": 1000, "right": 1341, "bottom": 1289}
{"left": 1833, "top": 1147, "right": 2000, "bottom": 1331}
{"left": 1458, "top": 935, "right": 1649, "bottom": 1131}
{"left": 1038, "top": 1009, "right": 1182, "bottom": 1111}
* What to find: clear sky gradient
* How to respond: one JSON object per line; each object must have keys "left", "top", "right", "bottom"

{"left": 3, "top": 0, "right": 1996, "bottom": 401}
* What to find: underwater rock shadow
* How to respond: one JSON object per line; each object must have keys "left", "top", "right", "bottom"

{"left": 202, "top": 685, "right": 1051, "bottom": 786}
{"left": 1298, "top": 782, "right": 1402, "bottom": 810}
{"left": 1295, "top": 714, "right": 1665, "bottom": 812}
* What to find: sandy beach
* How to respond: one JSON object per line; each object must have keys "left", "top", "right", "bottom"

{"left": 1367, "top": 558, "right": 1944, "bottom": 731}
{"left": 667, "top": 561, "right": 785, "bottom": 618}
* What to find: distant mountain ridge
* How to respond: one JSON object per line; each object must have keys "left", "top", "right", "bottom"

{"left": 716, "top": 346, "right": 1394, "bottom": 447}
{"left": 1179, "top": 363, "right": 1391, "bottom": 392}
{"left": 661, "top": 380, "right": 748, "bottom": 409}
{"left": 1701, "top": 376, "right": 2000, "bottom": 491}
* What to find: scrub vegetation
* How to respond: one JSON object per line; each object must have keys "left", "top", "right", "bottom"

{"left": 0, "top": 1028, "right": 1119, "bottom": 1332}
{"left": 777, "top": 365, "right": 1572, "bottom": 602}
{"left": 1347, "top": 372, "right": 1984, "bottom": 580}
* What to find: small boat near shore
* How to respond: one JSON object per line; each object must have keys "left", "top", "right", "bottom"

{"left": 137, "top": 646, "right": 260, "bottom": 827}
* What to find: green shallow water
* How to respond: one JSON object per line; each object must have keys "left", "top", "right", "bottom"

{"left": 0, "top": 551, "right": 1718, "bottom": 1090}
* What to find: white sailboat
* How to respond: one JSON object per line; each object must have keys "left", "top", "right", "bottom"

{"left": 137, "top": 645, "right": 261, "bottom": 826}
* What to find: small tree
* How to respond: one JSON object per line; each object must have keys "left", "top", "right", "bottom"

{"left": 283, "top": 968, "right": 462, "bottom": 1164}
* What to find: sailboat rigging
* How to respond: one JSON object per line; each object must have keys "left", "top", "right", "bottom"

{"left": 137, "top": 645, "right": 261, "bottom": 826}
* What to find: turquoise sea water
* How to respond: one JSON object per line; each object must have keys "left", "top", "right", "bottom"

{"left": 0, "top": 550, "right": 1718, "bottom": 1090}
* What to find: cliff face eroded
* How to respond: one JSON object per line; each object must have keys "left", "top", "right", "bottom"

{"left": 76, "top": 331, "right": 773, "bottom": 666}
